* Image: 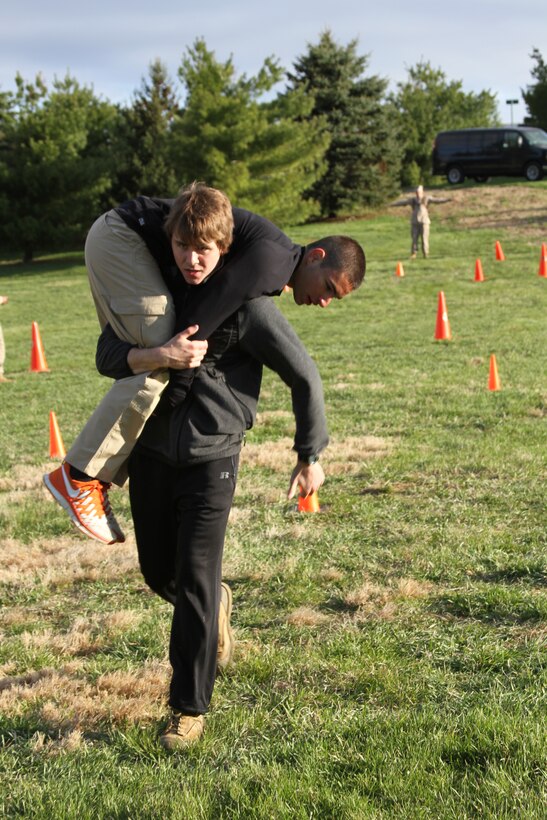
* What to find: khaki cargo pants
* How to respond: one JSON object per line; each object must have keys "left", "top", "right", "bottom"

{"left": 66, "top": 211, "right": 176, "bottom": 486}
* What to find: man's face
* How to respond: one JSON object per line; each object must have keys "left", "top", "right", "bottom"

{"left": 291, "top": 253, "right": 352, "bottom": 307}
{"left": 171, "top": 235, "right": 222, "bottom": 285}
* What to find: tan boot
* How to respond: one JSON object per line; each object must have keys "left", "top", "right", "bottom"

{"left": 160, "top": 710, "right": 204, "bottom": 750}
{"left": 217, "top": 582, "right": 234, "bottom": 673}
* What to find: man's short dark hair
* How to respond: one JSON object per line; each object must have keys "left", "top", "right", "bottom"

{"left": 307, "top": 235, "right": 366, "bottom": 290}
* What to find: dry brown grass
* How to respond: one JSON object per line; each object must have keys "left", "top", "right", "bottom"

{"left": 345, "top": 577, "right": 435, "bottom": 621}
{"left": 240, "top": 434, "right": 393, "bottom": 478}
{"left": 0, "top": 659, "right": 170, "bottom": 731}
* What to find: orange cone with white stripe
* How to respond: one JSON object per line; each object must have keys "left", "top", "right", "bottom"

{"left": 298, "top": 490, "right": 320, "bottom": 513}
{"left": 495, "top": 241, "right": 505, "bottom": 261}
{"left": 434, "top": 291, "right": 451, "bottom": 341}
{"left": 49, "top": 411, "right": 66, "bottom": 459}
{"left": 488, "top": 355, "right": 501, "bottom": 391}
{"left": 30, "top": 322, "right": 49, "bottom": 372}
{"left": 538, "top": 244, "right": 547, "bottom": 278}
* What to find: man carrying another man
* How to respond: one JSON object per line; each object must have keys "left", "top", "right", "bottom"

{"left": 44, "top": 183, "right": 365, "bottom": 545}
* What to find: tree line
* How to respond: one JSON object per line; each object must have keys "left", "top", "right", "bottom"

{"left": 0, "top": 32, "right": 545, "bottom": 262}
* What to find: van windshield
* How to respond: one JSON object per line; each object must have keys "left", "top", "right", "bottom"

{"left": 525, "top": 129, "right": 547, "bottom": 148}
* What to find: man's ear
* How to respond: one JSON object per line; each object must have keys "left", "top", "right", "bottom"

{"left": 306, "top": 247, "right": 326, "bottom": 264}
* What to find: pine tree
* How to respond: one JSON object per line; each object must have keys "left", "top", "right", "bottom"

{"left": 170, "top": 39, "right": 328, "bottom": 225}
{"left": 287, "top": 30, "right": 401, "bottom": 217}
{"left": 522, "top": 48, "right": 547, "bottom": 130}
{"left": 114, "top": 60, "right": 179, "bottom": 200}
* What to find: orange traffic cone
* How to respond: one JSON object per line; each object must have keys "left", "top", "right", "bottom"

{"left": 434, "top": 291, "right": 451, "bottom": 340}
{"left": 474, "top": 259, "right": 485, "bottom": 282}
{"left": 30, "top": 322, "right": 49, "bottom": 372}
{"left": 495, "top": 240, "right": 505, "bottom": 261}
{"left": 49, "top": 411, "right": 66, "bottom": 458}
{"left": 538, "top": 244, "right": 547, "bottom": 278}
{"left": 395, "top": 261, "right": 405, "bottom": 278}
{"left": 488, "top": 355, "right": 501, "bottom": 391}
{"left": 283, "top": 284, "right": 292, "bottom": 292}
{"left": 298, "top": 490, "right": 320, "bottom": 513}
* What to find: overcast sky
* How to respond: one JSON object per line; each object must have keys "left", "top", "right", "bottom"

{"left": 2, "top": 0, "right": 545, "bottom": 124}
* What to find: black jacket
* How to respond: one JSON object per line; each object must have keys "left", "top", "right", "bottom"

{"left": 96, "top": 298, "right": 328, "bottom": 467}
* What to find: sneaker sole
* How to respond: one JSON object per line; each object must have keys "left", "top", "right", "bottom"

{"left": 217, "top": 582, "right": 234, "bottom": 673}
{"left": 42, "top": 473, "right": 116, "bottom": 545}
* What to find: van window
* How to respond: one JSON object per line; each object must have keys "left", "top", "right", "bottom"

{"left": 467, "top": 133, "right": 483, "bottom": 152}
{"left": 439, "top": 133, "right": 464, "bottom": 153}
{"left": 482, "top": 132, "right": 502, "bottom": 151}
{"left": 503, "top": 131, "right": 522, "bottom": 149}
{"left": 526, "top": 129, "right": 547, "bottom": 148}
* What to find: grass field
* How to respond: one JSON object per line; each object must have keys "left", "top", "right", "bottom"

{"left": 0, "top": 183, "right": 546, "bottom": 818}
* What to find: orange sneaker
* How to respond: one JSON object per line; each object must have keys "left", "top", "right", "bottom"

{"left": 43, "top": 463, "right": 125, "bottom": 544}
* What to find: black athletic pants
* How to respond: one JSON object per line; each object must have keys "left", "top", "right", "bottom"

{"left": 128, "top": 450, "right": 239, "bottom": 714}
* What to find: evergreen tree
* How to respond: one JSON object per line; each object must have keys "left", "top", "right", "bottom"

{"left": 391, "top": 61, "right": 499, "bottom": 186}
{"left": 287, "top": 30, "right": 401, "bottom": 217}
{"left": 522, "top": 48, "right": 547, "bottom": 130}
{"left": 0, "top": 73, "right": 119, "bottom": 261}
{"left": 170, "top": 39, "right": 328, "bottom": 225}
{"left": 114, "top": 59, "right": 179, "bottom": 200}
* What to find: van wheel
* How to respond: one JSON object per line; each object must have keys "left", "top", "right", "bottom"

{"left": 473, "top": 176, "right": 490, "bottom": 183}
{"left": 524, "top": 162, "right": 543, "bottom": 181}
{"left": 447, "top": 166, "right": 465, "bottom": 185}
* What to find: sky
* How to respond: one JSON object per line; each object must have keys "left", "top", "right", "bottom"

{"left": 2, "top": 0, "right": 546, "bottom": 124}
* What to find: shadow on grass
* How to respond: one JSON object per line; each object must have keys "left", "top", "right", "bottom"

{"left": 472, "top": 566, "right": 546, "bottom": 587}
{"left": 0, "top": 253, "right": 85, "bottom": 277}
{"left": 429, "top": 590, "right": 545, "bottom": 624}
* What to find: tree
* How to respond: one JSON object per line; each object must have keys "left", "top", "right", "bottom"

{"left": 287, "top": 30, "right": 401, "bottom": 217}
{"left": 114, "top": 59, "right": 180, "bottom": 200}
{"left": 522, "top": 48, "right": 547, "bottom": 130}
{"left": 0, "top": 73, "right": 119, "bottom": 261}
{"left": 390, "top": 61, "right": 499, "bottom": 186}
{"left": 170, "top": 39, "right": 329, "bottom": 225}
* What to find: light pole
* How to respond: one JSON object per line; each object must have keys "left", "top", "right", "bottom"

{"left": 506, "top": 99, "right": 519, "bottom": 126}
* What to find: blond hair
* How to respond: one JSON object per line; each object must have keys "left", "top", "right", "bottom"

{"left": 165, "top": 181, "right": 234, "bottom": 253}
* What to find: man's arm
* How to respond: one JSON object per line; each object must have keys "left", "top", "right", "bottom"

{"left": 96, "top": 323, "right": 207, "bottom": 379}
{"left": 238, "top": 298, "right": 329, "bottom": 498}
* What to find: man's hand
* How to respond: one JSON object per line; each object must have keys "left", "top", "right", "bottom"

{"left": 287, "top": 460, "right": 325, "bottom": 500}
{"left": 127, "top": 324, "right": 208, "bottom": 374}
{"left": 161, "top": 325, "right": 208, "bottom": 370}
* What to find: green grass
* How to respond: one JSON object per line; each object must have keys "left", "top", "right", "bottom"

{"left": 0, "top": 188, "right": 546, "bottom": 818}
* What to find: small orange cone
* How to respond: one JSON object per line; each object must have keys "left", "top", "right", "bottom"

{"left": 488, "top": 355, "right": 501, "bottom": 391}
{"left": 495, "top": 241, "right": 505, "bottom": 261}
{"left": 30, "top": 322, "right": 49, "bottom": 372}
{"left": 474, "top": 259, "right": 485, "bottom": 282}
{"left": 49, "top": 411, "right": 66, "bottom": 458}
{"left": 395, "top": 261, "right": 405, "bottom": 278}
{"left": 283, "top": 284, "right": 291, "bottom": 293}
{"left": 434, "top": 291, "right": 451, "bottom": 341}
{"left": 538, "top": 244, "right": 547, "bottom": 278}
{"left": 298, "top": 490, "right": 320, "bottom": 513}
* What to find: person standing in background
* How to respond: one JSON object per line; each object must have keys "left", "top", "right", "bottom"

{"left": 390, "top": 185, "right": 450, "bottom": 258}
